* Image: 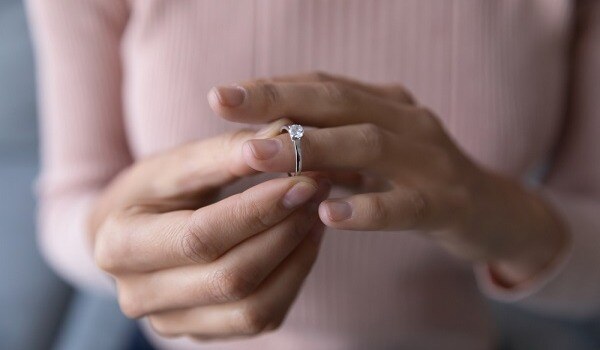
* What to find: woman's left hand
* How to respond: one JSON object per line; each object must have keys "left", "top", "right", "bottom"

{"left": 209, "top": 72, "right": 568, "bottom": 286}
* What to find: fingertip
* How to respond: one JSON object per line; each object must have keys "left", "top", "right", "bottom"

{"left": 319, "top": 199, "right": 353, "bottom": 226}
{"left": 211, "top": 85, "right": 246, "bottom": 107}
{"left": 282, "top": 180, "right": 319, "bottom": 209}
{"left": 207, "top": 85, "right": 247, "bottom": 120}
{"left": 246, "top": 138, "right": 282, "bottom": 160}
{"left": 318, "top": 204, "right": 334, "bottom": 226}
{"left": 242, "top": 137, "right": 291, "bottom": 174}
{"left": 242, "top": 141, "right": 258, "bottom": 167}
{"left": 241, "top": 140, "right": 271, "bottom": 172}
{"left": 207, "top": 87, "right": 222, "bottom": 111}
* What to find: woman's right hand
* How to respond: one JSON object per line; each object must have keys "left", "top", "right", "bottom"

{"left": 89, "top": 120, "right": 330, "bottom": 340}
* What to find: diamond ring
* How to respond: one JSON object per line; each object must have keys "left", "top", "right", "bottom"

{"left": 280, "top": 124, "right": 304, "bottom": 176}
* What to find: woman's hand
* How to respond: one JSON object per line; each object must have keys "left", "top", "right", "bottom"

{"left": 89, "top": 122, "right": 331, "bottom": 340}
{"left": 209, "top": 72, "right": 568, "bottom": 286}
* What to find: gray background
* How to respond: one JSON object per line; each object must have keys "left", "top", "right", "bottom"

{"left": 0, "top": 0, "right": 599, "bottom": 349}
{"left": 0, "top": 1, "right": 133, "bottom": 349}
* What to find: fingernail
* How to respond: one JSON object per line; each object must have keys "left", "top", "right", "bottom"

{"left": 324, "top": 200, "right": 352, "bottom": 221}
{"left": 248, "top": 139, "right": 281, "bottom": 160}
{"left": 283, "top": 182, "right": 318, "bottom": 209}
{"left": 214, "top": 85, "right": 245, "bottom": 107}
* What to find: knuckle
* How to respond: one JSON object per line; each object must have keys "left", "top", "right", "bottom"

{"left": 209, "top": 268, "right": 255, "bottom": 302}
{"left": 367, "top": 195, "right": 389, "bottom": 230}
{"left": 388, "top": 84, "right": 415, "bottom": 103}
{"left": 148, "top": 316, "right": 178, "bottom": 338}
{"left": 118, "top": 288, "right": 145, "bottom": 319}
{"left": 94, "top": 213, "right": 128, "bottom": 272}
{"left": 95, "top": 249, "right": 118, "bottom": 274}
{"left": 233, "top": 305, "right": 273, "bottom": 336}
{"left": 308, "top": 70, "right": 332, "bottom": 82}
{"left": 402, "top": 91, "right": 417, "bottom": 104}
{"left": 180, "top": 231, "right": 218, "bottom": 264}
{"left": 321, "top": 81, "right": 357, "bottom": 107}
{"left": 387, "top": 84, "right": 406, "bottom": 93}
{"left": 357, "top": 123, "right": 386, "bottom": 159}
{"left": 237, "top": 191, "right": 272, "bottom": 232}
{"left": 415, "top": 107, "right": 443, "bottom": 135}
{"left": 257, "top": 82, "right": 282, "bottom": 110}
{"left": 182, "top": 216, "right": 220, "bottom": 263}
{"left": 407, "top": 190, "right": 429, "bottom": 226}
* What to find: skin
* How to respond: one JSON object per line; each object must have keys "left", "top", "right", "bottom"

{"left": 89, "top": 119, "right": 332, "bottom": 340}
{"left": 211, "top": 72, "right": 570, "bottom": 285}
{"left": 90, "top": 71, "right": 569, "bottom": 341}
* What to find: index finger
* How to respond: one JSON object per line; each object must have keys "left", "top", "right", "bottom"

{"left": 95, "top": 176, "right": 320, "bottom": 273}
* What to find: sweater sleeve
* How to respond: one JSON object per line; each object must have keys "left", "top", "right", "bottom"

{"left": 27, "top": 0, "right": 132, "bottom": 293}
{"left": 475, "top": 0, "right": 600, "bottom": 318}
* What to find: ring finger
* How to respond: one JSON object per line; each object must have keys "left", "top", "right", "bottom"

{"left": 243, "top": 124, "right": 436, "bottom": 177}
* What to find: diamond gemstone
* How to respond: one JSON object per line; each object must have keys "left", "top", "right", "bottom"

{"left": 289, "top": 124, "right": 304, "bottom": 140}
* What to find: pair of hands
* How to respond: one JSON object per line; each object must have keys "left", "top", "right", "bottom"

{"left": 90, "top": 72, "right": 567, "bottom": 340}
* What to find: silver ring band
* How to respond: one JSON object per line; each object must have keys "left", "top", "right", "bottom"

{"left": 280, "top": 124, "right": 304, "bottom": 176}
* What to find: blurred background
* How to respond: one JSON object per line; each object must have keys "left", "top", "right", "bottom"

{"left": 1, "top": 0, "right": 600, "bottom": 349}
{"left": 1, "top": 0, "right": 134, "bottom": 349}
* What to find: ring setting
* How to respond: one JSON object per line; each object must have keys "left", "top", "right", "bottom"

{"left": 280, "top": 124, "right": 304, "bottom": 176}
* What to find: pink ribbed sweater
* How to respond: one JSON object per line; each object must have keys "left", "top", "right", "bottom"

{"left": 27, "top": 1, "right": 600, "bottom": 349}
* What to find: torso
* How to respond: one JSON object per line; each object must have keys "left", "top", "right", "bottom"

{"left": 121, "top": 1, "right": 573, "bottom": 349}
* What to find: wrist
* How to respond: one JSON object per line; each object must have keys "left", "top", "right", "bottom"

{"left": 489, "top": 203, "right": 569, "bottom": 287}
{"left": 475, "top": 172, "right": 569, "bottom": 286}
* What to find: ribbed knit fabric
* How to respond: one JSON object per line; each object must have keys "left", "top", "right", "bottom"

{"left": 26, "top": 1, "right": 600, "bottom": 349}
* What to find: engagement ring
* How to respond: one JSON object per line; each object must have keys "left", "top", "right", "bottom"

{"left": 280, "top": 124, "right": 304, "bottom": 176}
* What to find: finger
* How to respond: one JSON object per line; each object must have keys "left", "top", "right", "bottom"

{"left": 318, "top": 189, "right": 437, "bottom": 232}
{"left": 148, "top": 224, "right": 325, "bottom": 339}
{"left": 129, "top": 119, "right": 290, "bottom": 203}
{"left": 242, "top": 124, "right": 435, "bottom": 177}
{"left": 208, "top": 81, "right": 425, "bottom": 130}
{"left": 116, "top": 198, "right": 326, "bottom": 318}
{"left": 270, "top": 71, "right": 417, "bottom": 104}
{"left": 95, "top": 176, "right": 320, "bottom": 273}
